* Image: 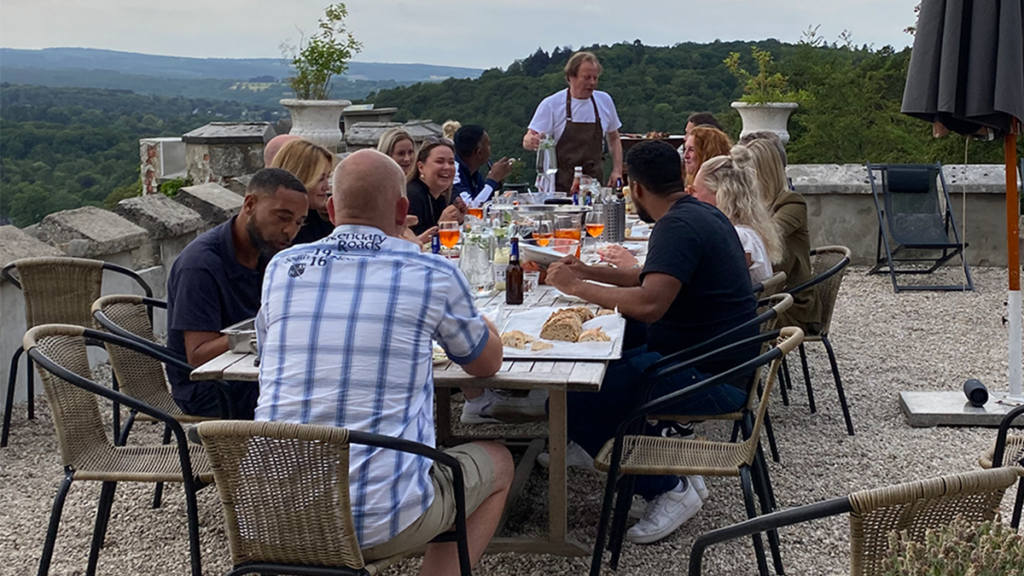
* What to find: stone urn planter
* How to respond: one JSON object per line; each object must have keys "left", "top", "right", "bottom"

{"left": 731, "top": 102, "right": 798, "bottom": 145}
{"left": 280, "top": 99, "right": 351, "bottom": 152}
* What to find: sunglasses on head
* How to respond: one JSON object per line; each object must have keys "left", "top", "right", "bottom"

{"left": 423, "top": 136, "right": 454, "bottom": 146}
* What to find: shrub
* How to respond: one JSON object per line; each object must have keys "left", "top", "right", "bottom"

{"left": 882, "top": 515, "right": 1024, "bottom": 576}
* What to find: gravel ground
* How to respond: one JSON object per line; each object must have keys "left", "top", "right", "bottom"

{"left": 1, "top": 267, "right": 1020, "bottom": 576}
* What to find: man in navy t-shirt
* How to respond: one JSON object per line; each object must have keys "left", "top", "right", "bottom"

{"left": 545, "top": 140, "right": 758, "bottom": 545}
{"left": 166, "top": 168, "right": 308, "bottom": 419}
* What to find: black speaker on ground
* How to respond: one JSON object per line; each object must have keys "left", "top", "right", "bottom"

{"left": 964, "top": 379, "right": 989, "bottom": 407}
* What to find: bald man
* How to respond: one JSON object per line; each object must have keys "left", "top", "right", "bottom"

{"left": 254, "top": 149, "right": 510, "bottom": 575}
{"left": 263, "top": 134, "right": 301, "bottom": 166}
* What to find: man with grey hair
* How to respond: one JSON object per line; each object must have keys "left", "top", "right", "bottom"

{"left": 255, "top": 150, "right": 512, "bottom": 574}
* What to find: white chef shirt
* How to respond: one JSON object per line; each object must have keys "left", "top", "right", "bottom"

{"left": 528, "top": 88, "right": 622, "bottom": 143}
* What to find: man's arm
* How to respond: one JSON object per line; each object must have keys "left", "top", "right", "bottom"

{"left": 554, "top": 255, "right": 641, "bottom": 287}
{"left": 606, "top": 130, "right": 623, "bottom": 186}
{"left": 460, "top": 317, "right": 503, "bottom": 377}
{"left": 183, "top": 331, "right": 229, "bottom": 367}
{"left": 523, "top": 129, "right": 541, "bottom": 151}
{"left": 547, "top": 266, "right": 681, "bottom": 324}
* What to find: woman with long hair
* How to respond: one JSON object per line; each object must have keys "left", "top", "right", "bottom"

{"left": 681, "top": 126, "right": 733, "bottom": 186}
{"left": 269, "top": 138, "right": 335, "bottom": 244}
{"left": 406, "top": 137, "right": 466, "bottom": 236}
{"left": 376, "top": 127, "right": 416, "bottom": 174}
{"left": 745, "top": 138, "right": 821, "bottom": 329}
{"left": 690, "top": 146, "right": 782, "bottom": 284}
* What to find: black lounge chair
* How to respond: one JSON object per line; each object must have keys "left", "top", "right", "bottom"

{"left": 866, "top": 162, "right": 973, "bottom": 292}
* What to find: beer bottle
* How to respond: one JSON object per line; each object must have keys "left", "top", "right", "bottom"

{"left": 570, "top": 166, "right": 582, "bottom": 205}
{"left": 506, "top": 238, "right": 524, "bottom": 305}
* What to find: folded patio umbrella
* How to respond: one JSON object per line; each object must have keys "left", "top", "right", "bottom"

{"left": 901, "top": 0, "right": 1024, "bottom": 399}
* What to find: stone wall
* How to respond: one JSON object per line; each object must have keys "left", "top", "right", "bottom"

{"left": 0, "top": 164, "right": 1020, "bottom": 414}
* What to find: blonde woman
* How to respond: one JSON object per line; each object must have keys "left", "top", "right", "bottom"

{"left": 376, "top": 127, "right": 416, "bottom": 174}
{"left": 690, "top": 146, "right": 782, "bottom": 285}
{"left": 745, "top": 138, "right": 820, "bottom": 328}
{"left": 269, "top": 139, "right": 335, "bottom": 244}
{"left": 442, "top": 120, "right": 461, "bottom": 142}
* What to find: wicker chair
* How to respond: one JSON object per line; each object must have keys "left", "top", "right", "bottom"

{"left": 784, "top": 246, "right": 855, "bottom": 436}
{"left": 978, "top": 403, "right": 1024, "bottom": 529}
{"left": 752, "top": 271, "right": 787, "bottom": 299}
{"left": 2, "top": 257, "right": 152, "bottom": 447}
{"left": 688, "top": 466, "right": 1020, "bottom": 576}
{"left": 197, "top": 420, "right": 474, "bottom": 576}
{"left": 92, "top": 294, "right": 231, "bottom": 509}
{"left": 590, "top": 327, "right": 804, "bottom": 576}
{"left": 652, "top": 293, "right": 793, "bottom": 464}
{"left": 23, "top": 324, "right": 211, "bottom": 576}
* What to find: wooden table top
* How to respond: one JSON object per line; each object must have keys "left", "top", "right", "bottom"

{"left": 191, "top": 286, "right": 608, "bottom": 393}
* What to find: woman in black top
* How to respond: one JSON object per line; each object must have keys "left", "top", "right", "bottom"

{"left": 406, "top": 137, "right": 465, "bottom": 237}
{"left": 269, "top": 139, "right": 336, "bottom": 244}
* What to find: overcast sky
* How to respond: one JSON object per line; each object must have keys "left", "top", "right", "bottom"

{"left": 0, "top": 0, "right": 921, "bottom": 70}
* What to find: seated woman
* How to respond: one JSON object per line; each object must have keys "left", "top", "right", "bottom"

{"left": 406, "top": 137, "right": 466, "bottom": 236}
{"left": 681, "top": 126, "right": 732, "bottom": 187}
{"left": 269, "top": 139, "right": 335, "bottom": 244}
{"left": 376, "top": 127, "right": 416, "bottom": 175}
{"left": 689, "top": 146, "right": 783, "bottom": 285}
{"left": 745, "top": 138, "right": 821, "bottom": 329}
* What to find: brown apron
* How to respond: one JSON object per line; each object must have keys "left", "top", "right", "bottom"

{"left": 555, "top": 91, "right": 605, "bottom": 191}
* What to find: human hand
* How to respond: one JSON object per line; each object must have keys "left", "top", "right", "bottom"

{"left": 416, "top": 226, "right": 438, "bottom": 246}
{"left": 523, "top": 132, "right": 541, "bottom": 151}
{"left": 545, "top": 262, "right": 581, "bottom": 293}
{"left": 556, "top": 254, "right": 589, "bottom": 278}
{"left": 598, "top": 244, "right": 638, "bottom": 268}
{"left": 487, "top": 157, "right": 513, "bottom": 182}
{"left": 440, "top": 204, "right": 464, "bottom": 224}
{"left": 607, "top": 169, "right": 623, "bottom": 187}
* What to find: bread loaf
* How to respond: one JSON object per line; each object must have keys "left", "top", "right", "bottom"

{"left": 540, "top": 314, "right": 582, "bottom": 342}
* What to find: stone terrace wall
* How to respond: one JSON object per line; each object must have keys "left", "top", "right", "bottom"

{"left": 0, "top": 165, "right": 1021, "bottom": 412}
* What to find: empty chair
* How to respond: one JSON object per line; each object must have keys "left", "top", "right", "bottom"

{"left": 2, "top": 257, "right": 152, "bottom": 447}
{"left": 866, "top": 163, "right": 973, "bottom": 292}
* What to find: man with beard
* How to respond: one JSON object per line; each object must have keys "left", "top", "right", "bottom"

{"left": 166, "top": 168, "right": 308, "bottom": 419}
{"left": 544, "top": 140, "right": 758, "bottom": 544}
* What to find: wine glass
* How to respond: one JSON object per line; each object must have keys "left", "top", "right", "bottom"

{"left": 585, "top": 209, "right": 605, "bottom": 256}
{"left": 534, "top": 219, "right": 553, "bottom": 247}
{"left": 438, "top": 221, "right": 461, "bottom": 258}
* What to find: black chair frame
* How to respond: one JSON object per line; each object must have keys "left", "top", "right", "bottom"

{"left": 27, "top": 328, "right": 208, "bottom": 576}
{"left": 591, "top": 330, "right": 787, "bottom": 576}
{"left": 2, "top": 261, "right": 153, "bottom": 448}
{"left": 866, "top": 162, "right": 973, "bottom": 292}
{"left": 217, "top": 428, "right": 473, "bottom": 576}
{"left": 785, "top": 248, "right": 855, "bottom": 436}
{"left": 990, "top": 403, "right": 1024, "bottom": 529}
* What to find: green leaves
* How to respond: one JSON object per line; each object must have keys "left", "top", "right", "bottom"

{"left": 283, "top": 3, "right": 363, "bottom": 100}
{"left": 724, "top": 47, "right": 799, "bottom": 104}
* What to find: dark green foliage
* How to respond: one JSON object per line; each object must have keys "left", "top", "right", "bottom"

{"left": 0, "top": 85, "right": 281, "bottom": 227}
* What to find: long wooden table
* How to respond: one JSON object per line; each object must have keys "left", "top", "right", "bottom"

{"left": 191, "top": 286, "right": 608, "bottom": 557}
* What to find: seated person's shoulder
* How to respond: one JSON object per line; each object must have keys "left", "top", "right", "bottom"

{"left": 774, "top": 190, "right": 806, "bottom": 207}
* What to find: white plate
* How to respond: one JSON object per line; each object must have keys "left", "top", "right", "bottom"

{"left": 499, "top": 306, "right": 625, "bottom": 361}
{"left": 521, "top": 243, "right": 567, "bottom": 267}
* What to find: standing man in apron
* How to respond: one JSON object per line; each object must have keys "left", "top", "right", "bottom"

{"left": 523, "top": 51, "right": 623, "bottom": 191}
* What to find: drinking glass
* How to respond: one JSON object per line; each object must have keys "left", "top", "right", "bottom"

{"left": 585, "top": 209, "right": 605, "bottom": 256}
{"left": 534, "top": 219, "right": 554, "bottom": 247}
{"left": 554, "top": 215, "right": 581, "bottom": 241}
{"left": 438, "top": 221, "right": 461, "bottom": 257}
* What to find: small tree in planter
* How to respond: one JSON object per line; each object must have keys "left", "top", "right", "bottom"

{"left": 279, "top": 3, "right": 362, "bottom": 151}
{"left": 724, "top": 47, "right": 802, "bottom": 144}
{"left": 504, "top": 159, "right": 530, "bottom": 192}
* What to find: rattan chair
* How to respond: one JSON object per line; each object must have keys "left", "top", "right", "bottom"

{"left": 688, "top": 466, "right": 1020, "bottom": 576}
{"left": 197, "top": 420, "right": 474, "bottom": 576}
{"left": 590, "top": 327, "right": 804, "bottom": 576}
{"left": 2, "top": 257, "right": 152, "bottom": 447}
{"left": 978, "top": 403, "right": 1024, "bottom": 529}
{"left": 653, "top": 293, "right": 793, "bottom": 464}
{"left": 93, "top": 294, "right": 231, "bottom": 509}
{"left": 752, "top": 271, "right": 787, "bottom": 299}
{"left": 24, "top": 324, "right": 211, "bottom": 576}
{"left": 784, "top": 246, "right": 855, "bottom": 436}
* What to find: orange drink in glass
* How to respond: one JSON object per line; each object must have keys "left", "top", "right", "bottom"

{"left": 468, "top": 207, "right": 484, "bottom": 219}
{"left": 438, "top": 222, "right": 461, "bottom": 252}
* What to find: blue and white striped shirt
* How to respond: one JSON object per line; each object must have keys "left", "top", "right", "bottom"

{"left": 254, "top": 225, "right": 490, "bottom": 547}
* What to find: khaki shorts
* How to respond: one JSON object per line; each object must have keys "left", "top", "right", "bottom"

{"left": 361, "top": 443, "right": 495, "bottom": 561}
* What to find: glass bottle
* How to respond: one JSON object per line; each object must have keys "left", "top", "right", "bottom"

{"left": 506, "top": 238, "right": 524, "bottom": 305}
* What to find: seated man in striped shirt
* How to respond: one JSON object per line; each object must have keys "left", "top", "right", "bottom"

{"left": 255, "top": 149, "right": 512, "bottom": 574}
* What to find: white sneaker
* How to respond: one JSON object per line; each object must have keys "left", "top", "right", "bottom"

{"left": 689, "top": 475, "right": 709, "bottom": 501}
{"left": 536, "top": 441, "right": 596, "bottom": 470}
{"left": 625, "top": 478, "right": 703, "bottom": 544}
{"left": 460, "top": 389, "right": 503, "bottom": 424}
{"left": 489, "top": 389, "right": 548, "bottom": 423}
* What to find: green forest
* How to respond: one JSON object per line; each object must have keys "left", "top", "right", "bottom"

{"left": 2, "top": 37, "right": 1020, "bottom": 228}
{"left": 0, "top": 84, "right": 285, "bottom": 226}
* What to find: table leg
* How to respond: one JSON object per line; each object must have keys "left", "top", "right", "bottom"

{"left": 548, "top": 389, "right": 567, "bottom": 543}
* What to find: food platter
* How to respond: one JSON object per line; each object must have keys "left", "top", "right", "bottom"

{"left": 498, "top": 306, "right": 626, "bottom": 361}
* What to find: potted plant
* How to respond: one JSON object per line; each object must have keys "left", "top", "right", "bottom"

{"left": 280, "top": 3, "right": 362, "bottom": 151}
{"left": 883, "top": 515, "right": 1023, "bottom": 576}
{"left": 724, "top": 47, "right": 800, "bottom": 144}
{"left": 503, "top": 159, "right": 530, "bottom": 193}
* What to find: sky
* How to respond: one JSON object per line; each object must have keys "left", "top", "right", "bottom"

{"left": 0, "top": 0, "right": 921, "bottom": 70}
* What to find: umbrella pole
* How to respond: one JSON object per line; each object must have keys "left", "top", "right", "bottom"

{"left": 1007, "top": 128, "right": 1022, "bottom": 401}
